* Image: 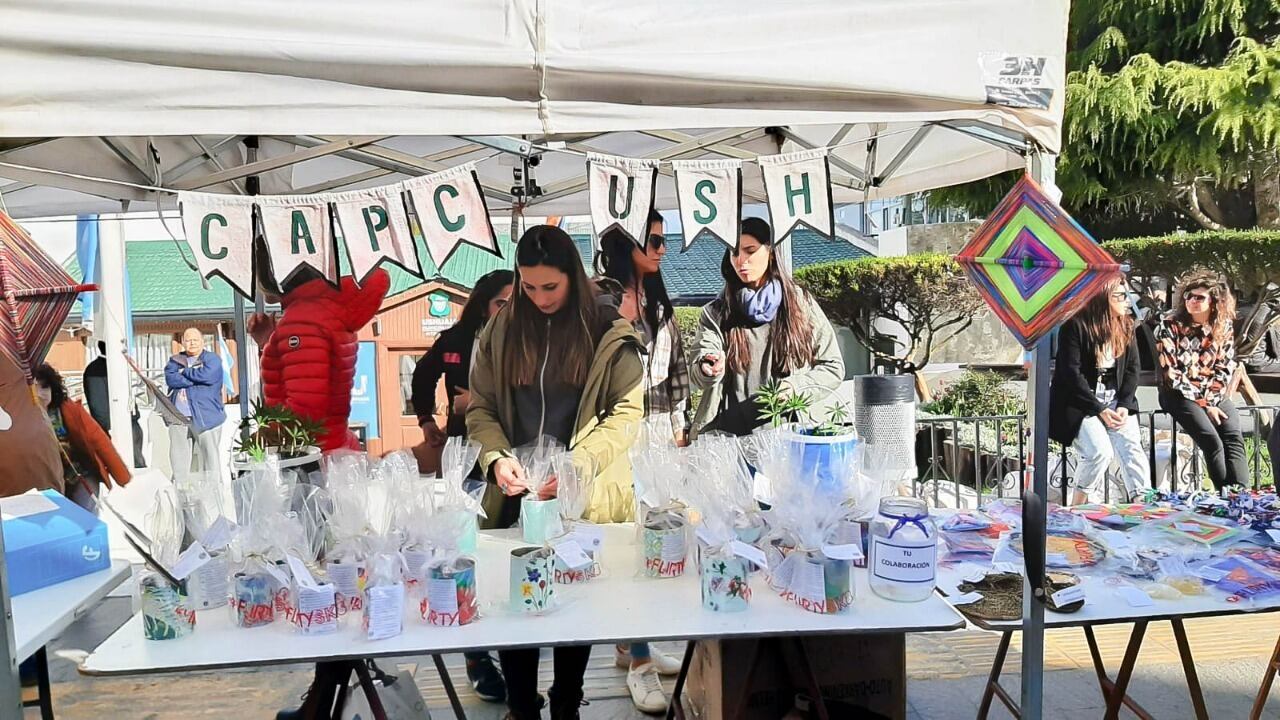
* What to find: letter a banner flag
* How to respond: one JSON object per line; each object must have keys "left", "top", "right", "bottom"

{"left": 672, "top": 159, "right": 742, "bottom": 250}
{"left": 759, "top": 148, "right": 835, "bottom": 243}
{"left": 403, "top": 162, "right": 500, "bottom": 270}
{"left": 259, "top": 195, "right": 338, "bottom": 289}
{"left": 177, "top": 192, "right": 257, "bottom": 298}
{"left": 331, "top": 185, "right": 419, "bottom": 286}
{"left": 587, "top": 153, "right": 659, "bottom": 247}
{"left": 956, "top": 174, "right": 1125, "bottom": 349}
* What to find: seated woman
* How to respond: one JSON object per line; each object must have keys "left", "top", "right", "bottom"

{"left": 1155, "top": 272, "right": 1248, "bottom": 490}
{"left": 690, "top": 217, "right": 843, "bottom": 437}
{"left": 1048, "top": 278, "right": 1149, "bottom": 503}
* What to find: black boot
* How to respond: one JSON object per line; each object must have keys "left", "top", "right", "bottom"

{"left": 549, "top": 688, "right": 586, "bottom": 720}
{"left": 465, "top": 651, "right": 507, "bottom": 703}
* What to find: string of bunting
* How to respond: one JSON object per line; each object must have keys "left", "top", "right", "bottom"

{"left": 169, "top": 147, "right": 842, "bottom": 298}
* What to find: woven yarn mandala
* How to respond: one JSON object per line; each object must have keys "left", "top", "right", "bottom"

{"left": 956, "top": 174, "right": 1124, "bottom": 349}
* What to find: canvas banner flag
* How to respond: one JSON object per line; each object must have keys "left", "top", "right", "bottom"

{"left": 331, "top": 185, "right": 419, "bottom": 285}
{"left": 587, "top": 153, "right": 658, "bottom": 247}
{"left": 259, "top": 195, "right": 338, "bottom": 289}
{"left": 403, "top": 162, "right": 500, "bottom": 270}
{"left": 672, "top": 159, "right": 742, "bottom": 250}
{"left": 759, "top": 148, "right": 835, "bottom": 243}
{"left": 178, "top": 192, "right": 257, "bottom": 298}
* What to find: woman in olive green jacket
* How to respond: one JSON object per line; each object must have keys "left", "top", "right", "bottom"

{"left": 466, "top": 224, "right": 645, "bottom": 720}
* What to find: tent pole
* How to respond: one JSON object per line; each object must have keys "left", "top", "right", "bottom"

{"left": 0, "top": 515, "right": 18, "bottom": 719}
{"left": 232, "top": 136, "right": 261, "bottom": 429}
{"left": 1019, "top": 149, "right": 1057, "bottom": 720}
{"left": 99, "top": 212, "right": 134, "bottom": 466}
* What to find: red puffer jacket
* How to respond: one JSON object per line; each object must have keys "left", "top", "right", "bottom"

{"left": 260, "top": 270, "right": 390, "bottom": 452}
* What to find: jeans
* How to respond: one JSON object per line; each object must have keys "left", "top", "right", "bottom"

{"left": 1158, "top": 393, "right": 1248, "bottom": 490}
{"left": 1071, "top": 414, "right": 1149, "bottom": 502}
{"left": 498, "top": 645, "right": 591, "bottom": 714}
{"left": 169, "top": 424, "right": 222, "bottom": 485}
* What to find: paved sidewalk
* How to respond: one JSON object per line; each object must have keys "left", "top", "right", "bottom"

{"left": 26, "top": 593, "right": 1280, "bottom": 718}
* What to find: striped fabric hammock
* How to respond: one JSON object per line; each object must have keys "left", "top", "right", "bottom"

{"left": 0, "top": 209, "right": 96, "bottom": 384}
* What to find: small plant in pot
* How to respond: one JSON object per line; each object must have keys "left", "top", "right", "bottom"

{"left": 757, "top": 381, "right": 858, "bottom": 495}
{"left": 232, "top": 401, "right": 324, "bottom": 470}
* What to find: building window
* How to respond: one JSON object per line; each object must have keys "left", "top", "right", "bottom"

{"left": 398, "top": 353, "right": 423, "bottom": 416}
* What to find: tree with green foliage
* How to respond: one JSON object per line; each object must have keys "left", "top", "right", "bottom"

{"left": 934, "top": 1, "right": 1280, "bottom": 238}
{"left": 796, "top": 254, "right": 982, "bottom": 397}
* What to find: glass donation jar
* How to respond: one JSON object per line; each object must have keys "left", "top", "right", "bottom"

{"left": 868, "top": 496, "right": 937, "bottom": 602}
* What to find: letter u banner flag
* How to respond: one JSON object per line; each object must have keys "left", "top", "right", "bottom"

{"left": 759, "top": 148, "right": 835, "bottom": 243}
{"left": 177, "top": 192, "right": 257, "bottom": 298}
{"left": 672, "top": 159, "right": 742, "bottom": 250}
{"left": 331, "top": 185, "right": 419, "bottom": 286}
{"left": 587, "top": 153, "right": 658, "bottom": 247}
{"left": 403, "top": 162, "right": 500, "bottom": 270}
{"left": 259, "top": 195, "right": 338, "bottom": 289}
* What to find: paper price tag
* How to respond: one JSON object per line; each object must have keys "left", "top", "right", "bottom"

{"left": 661, "top": 532, "right": 687, "bottom": 563}
{"left": 1051, "top": 584, "right": 1086, "bottom": 606}
{"left": 731, "top": 541, "right": 768, "bottom": 569}
{"left": 1174, "top": 522, "right": 1201, "bottom": 532}
{"left": 365, "top": 584, "right": 405, "bottom": 641}
{"left": 296, "top": 584, "right": 338, "bottom": 635}
{"left": 1194, "top": 565, "right": 1227, "bottom": 582}
{"left": 949, "top": 591, "right": 983, "bottom": 605}
{"left": 172, "top": 541, "right": 212, "bottom": 581}
{"left": 821, "top": 543, "right": 864, "bottom": 561}
{"left": 793, "top": 560, "right": 826, "bottom": 607}
{"left": 1116, "top": 586, "right": 1154, "bottom": 608}
{"left": 1045, "top": 553, "right": 1068, "bottom": 566}
{"left": 1265, "top": 529, "right": 1280, "bottom": 545}
{"left": 287, "top": 555, "right": 319, "bottom": 589}
{"left": 571, "top": 522, "right": 606, "bottom": 551}
{"left": 426, "top": 577, "right": 459, "bottom": 615}
{"left": 201, "top": 515, "right": 237, "bottom": 551}
{"left": 552, "top": 539, "right": 594, "bottom": 570}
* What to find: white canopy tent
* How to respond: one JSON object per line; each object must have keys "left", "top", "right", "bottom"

{"left": 0, "top": 1, "right": 1068, "bottom": 718}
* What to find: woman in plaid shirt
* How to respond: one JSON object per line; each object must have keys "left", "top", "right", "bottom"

{"left": 595, "top": 208, "right": 690, "bottom": 713}
{"left": 1155, "top": 271, "right": 1247, "bottom": 489}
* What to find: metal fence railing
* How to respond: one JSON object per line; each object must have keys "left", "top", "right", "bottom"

{"left": 915, "top": 405, "right": 1277, "bottom": 508}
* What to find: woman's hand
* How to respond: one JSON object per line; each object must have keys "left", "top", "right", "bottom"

{"left": 494, "top": 457, "right": 528, "bottom": 496}
{"left": 699, "top": 352, "right": 724, "bottom": 379}
{"left": 1098, "top": 408, "right": 1123, "bottom": 430}
{"left": 420, "top": 418, "right": 447, "bottom": 447}
{"left": 1206, "top": 406, "right": 1227, "bottom": 426}
{"left": 538, "top": 474, "right": 559, "bottom": 500}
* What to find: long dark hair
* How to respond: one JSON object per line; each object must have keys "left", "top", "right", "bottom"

{"left": 595, "top": 209, "right": 673, "bottom": 333}
{"left": 1075, "top": 276, "right": 1135, "bottom": 361}
{"left": 455, "top": 269, "right": 514, "bottom": 337}
{"left": 35, "top": 363, "right": 68, "bottom": 409}
{"left": 504, "top": 225, "right": 599, "bottom": 386}
{"left": 718, "top": 217, "right": 815, "bottom": 376}
{"left": 1173, "top": 270, "right": 1236, "bottom": 347}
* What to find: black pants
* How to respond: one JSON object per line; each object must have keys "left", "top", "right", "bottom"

{"left": 498, "top": 645, "right": 591, "bottom": 714}
{"left": 1159, "top": 392, "right": 1249, "bottom": 490}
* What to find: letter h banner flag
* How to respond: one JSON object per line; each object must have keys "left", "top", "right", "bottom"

{"left": 759, "top": 148, "right": 835, "bottom": 244}
{"left": 955, "top": 174, "right": 1125, "bottom": 349}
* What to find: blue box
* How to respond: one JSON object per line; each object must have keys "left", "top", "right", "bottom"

{"left": 2, "top": 490, "right": 111, "bottom": 596}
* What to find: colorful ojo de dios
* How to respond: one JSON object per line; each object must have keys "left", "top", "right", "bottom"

{"left": 955, "top": 174, "right": 1124, "bottom": 349}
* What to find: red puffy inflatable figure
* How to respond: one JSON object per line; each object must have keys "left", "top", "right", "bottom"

{"left": 258, "top": 270, "right": 390, "bottom": 452}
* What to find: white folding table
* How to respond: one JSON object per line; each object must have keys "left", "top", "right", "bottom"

{"left": 14, "top": 560, "right": 131, "bottom": 719}
{"left": 936, "top": 557, "right": 1280, "bottom": 720}
{"left": 84, "top": 525, "right": 965, "bottom": 719}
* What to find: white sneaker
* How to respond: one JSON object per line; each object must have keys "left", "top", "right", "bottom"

{"left": 626, "top": 663, "right": 668, "bottom": 714}
{"left": 614, "top": 645, "right": 682, "bottom": 676}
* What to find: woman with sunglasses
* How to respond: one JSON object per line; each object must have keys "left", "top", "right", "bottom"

{"left": 408, "top": 268, "right": 514, "bottom": 704}
{"left": 691, "top": 217, "right": 843, "bottom": 437}
{"left": 1049, "top": 278, "right": 1148, "bottom": 503}
{"left": 1155, "top": 271, "right": 1247, "bottom": 490}
{"left": 594, "top": 209, "right": 688, "bottom": 713}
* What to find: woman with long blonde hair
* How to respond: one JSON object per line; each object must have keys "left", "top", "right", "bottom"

{"left": 1155, "top": 271, "right": 1246, "bottom": 489}
{"left": 1049, "top": 277, "right": 1148, "bottom": 503}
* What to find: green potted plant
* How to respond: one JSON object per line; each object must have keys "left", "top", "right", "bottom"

{"left": 231, "top": 401, "right": 324, "bottom": 471}
{"left": 757, "top": 381, "right": 858, "bottom": 495}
